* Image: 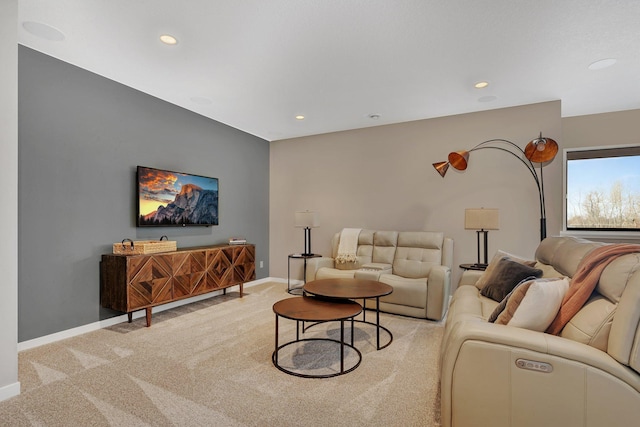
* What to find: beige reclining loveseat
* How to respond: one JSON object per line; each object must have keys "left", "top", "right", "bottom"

{"left": 441, "top": 236, "right": 640, "bottom": 427}
{"left": 305, "top": 230, "right": 453, "bottom": 320}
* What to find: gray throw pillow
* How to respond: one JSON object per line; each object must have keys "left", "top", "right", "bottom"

{"left": 480, "top": 257, "right": 543, "bottom": 302}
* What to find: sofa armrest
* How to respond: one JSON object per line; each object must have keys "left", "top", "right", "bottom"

{"left": 426, "top": 265, "right": 451, "bottom": 321}
{"left": 305, "top": 257, "right": 335, "bottom": 282}
{"left": 440, "top": 320, "right": 640, "bottom": 427}
{"left": 442, "top": 237, "right": 454, "bottom": 269}
{"left": 354, "top": 264, "right": 393, "bottom": 281}
{"left": 458, "top": 269, "right": 483, "bottom": 288}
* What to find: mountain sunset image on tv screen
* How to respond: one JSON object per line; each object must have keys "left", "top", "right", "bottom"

{"left": 137, "top": 166, "right": 219, "bottom": 227}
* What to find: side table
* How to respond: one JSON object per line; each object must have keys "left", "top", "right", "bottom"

{"left": 287, "top": 253, "right": 322, "bottom": 294}
{"left": 459, "top": 263, "right": 487, "bottom": 271}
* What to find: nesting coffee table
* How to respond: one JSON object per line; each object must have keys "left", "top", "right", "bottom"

{"left": 303, "top": 278, "right": 393, "bottom": 350}
{"left": 272, "top": 296, "right": 363, "bottom": 378}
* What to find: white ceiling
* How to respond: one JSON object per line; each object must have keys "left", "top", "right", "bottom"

{"left": 17, "top": 0, "right": 640, "bottom": 142}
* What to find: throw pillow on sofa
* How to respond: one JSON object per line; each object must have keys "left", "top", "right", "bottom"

{"left": 475, "top": 250, "right": 537, "bottom": 290}
{"left": 479, "top": 257, "right": 543, "bottom": 302}
{"left": 490, "top": 277, "right": 570, "bottom": 332}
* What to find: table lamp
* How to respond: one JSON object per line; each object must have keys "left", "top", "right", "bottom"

{"left": 465, "top": 208, "right": 499, "bottom": 267}
{"left": 295, "top": 210, "right": 319, "bottom": 256}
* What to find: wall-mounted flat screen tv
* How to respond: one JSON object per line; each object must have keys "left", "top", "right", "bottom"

{"left": 137, "top": 166, "right": 218, "bottom": 227}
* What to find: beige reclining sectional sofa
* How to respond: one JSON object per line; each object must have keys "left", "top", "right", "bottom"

{"left": 441, "top": 236, "right": 640, "bottom": 427}
{"left": 305, "top": 229, "right": 453, "bottom": 320}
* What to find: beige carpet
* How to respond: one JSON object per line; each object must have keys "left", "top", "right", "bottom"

{"left": 0, "top": 282, "right": 443, "bottom": 426}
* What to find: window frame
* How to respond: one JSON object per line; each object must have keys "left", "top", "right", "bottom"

{"left": 562, "top": 144, "right": 640, "bottom": 240}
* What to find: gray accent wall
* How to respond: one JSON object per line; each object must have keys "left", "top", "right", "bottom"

{"left": 18, "top": 46, "right": 269, "bottom": 342}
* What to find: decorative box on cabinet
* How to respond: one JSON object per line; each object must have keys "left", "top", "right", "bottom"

{"left": 100, "top": 244, "right": 255, "bottom": 326}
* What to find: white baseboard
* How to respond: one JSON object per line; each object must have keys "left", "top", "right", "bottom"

{"left": 0, "top": 381, "right": 20, "bottom": 402}
{"left": 18, "top": 278, "right": 281, "bottom": 352}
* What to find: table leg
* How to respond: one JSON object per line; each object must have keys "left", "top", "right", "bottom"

{"left": 351, "top": 317, "right": 355, "bottom": 347}
{"left": 376, "top": 297, "right": 381, "bottom": 350}
{"left": 287, "top": 257, "right": 291, "bottom": 293}
{"left": 274, "top": 314, "right": 279, "bottom": 365}
{"left": 303, "top": 258, "right": 308, "bottom": 284}
{"left": 340, "top": 319, "right": 345, "bottom": 373}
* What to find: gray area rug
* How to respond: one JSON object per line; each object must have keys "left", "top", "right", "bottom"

{"left": 1, "top": 282, "right": 443, "bottom": 426}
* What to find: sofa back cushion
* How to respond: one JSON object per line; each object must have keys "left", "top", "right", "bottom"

{"left": 598, "top": 253, "right": 640, "bottom": 372}
{"left": 536, "top": 236, "right": 640, "bottom": 374}
{"left": 330, "top": 229, "right": 374, "bottom": 270}
{"left": 372, "top": 231, "right": 398, "bottom": 264}
{"left": 535, "top": 236, "right": 604, "bottom": 277}
{"left": 393, "top": 231, "right": 443, "bottom": 279}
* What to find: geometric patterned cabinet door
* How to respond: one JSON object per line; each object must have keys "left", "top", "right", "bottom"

{"left": 100, "top": 244, "right": 255, "bottom": 327}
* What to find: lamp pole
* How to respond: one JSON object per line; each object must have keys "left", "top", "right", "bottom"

{"left": 471, "top": 141, "right": 546, "bottom": 241}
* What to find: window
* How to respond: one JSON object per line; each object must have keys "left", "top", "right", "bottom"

{"left": 564, "top": 145, "right": 640, "bottom": 232}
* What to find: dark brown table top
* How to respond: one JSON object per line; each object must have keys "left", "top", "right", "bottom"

{"left": 303, "top": 278, "right": 393, "bottom": 299}
{"left": 273, "top": 296, "right": 362, "bottom": 322}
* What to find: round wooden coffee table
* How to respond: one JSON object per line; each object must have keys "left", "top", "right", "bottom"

{"left": 303, "top": 278, "right": 393, "bottom": 350}
{"left": 272, "top": 296, "right": 363, "bottom": 378}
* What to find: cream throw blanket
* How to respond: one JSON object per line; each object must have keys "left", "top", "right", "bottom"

{"left": 335, "top": 228, "right": 362, "bottom": 264}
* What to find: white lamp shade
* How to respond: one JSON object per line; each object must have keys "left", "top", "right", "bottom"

{"left": 465, "top": 208, "right": 499, "bottom": 230}
{"left": 294, "top": 211, "right": 319, "bottom": 228}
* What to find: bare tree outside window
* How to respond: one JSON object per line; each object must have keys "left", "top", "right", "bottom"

{"left": 566, "top": 146, "right": 640, "bottom": 231}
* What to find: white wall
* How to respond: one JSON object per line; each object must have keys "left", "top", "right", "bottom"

{"left": 270, "top": 101, "right": 562, "bottom": 288}
{"left": 0, "top": 0, "right": 20, "bottom": 401}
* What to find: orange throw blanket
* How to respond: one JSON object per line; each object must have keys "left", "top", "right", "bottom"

{"left": 546, "top": 243, "right": 640, "bottom": 335}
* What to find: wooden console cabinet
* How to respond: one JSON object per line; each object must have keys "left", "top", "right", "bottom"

{"left": 100, "top": 244, "right": 255, "bottom": 327}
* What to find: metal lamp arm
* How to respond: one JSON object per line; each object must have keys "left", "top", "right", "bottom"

{"left": 470, "top": 144, "right": 544, "bottom": 219}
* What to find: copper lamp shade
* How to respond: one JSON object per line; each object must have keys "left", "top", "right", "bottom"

{"left": 432, "top": 161, "right": 449, "bottom": 177}
{"left": 448, "top": 150, "right": 470, "bottom": 170}
{"left": 525, "top": 134, "right": 558, "bottom": 163}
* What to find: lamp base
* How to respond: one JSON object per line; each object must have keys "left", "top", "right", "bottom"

{"left": 468, "top": 263, "right": 488, "bottom": 270}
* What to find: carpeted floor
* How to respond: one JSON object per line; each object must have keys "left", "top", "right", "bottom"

{"left": 0, "top": 282, "right": 443, "bottom": 426}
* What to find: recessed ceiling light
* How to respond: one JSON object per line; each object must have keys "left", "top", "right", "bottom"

{"left": 474, "top": 81, "right": 489, "bottom": 89}
{"left": 368, "top": 114, "right": 381, "bottom": 120}
{"left": 295, "top": 115, "right": 305, "bottom": 120}
{"left": 22, "top": 21, "right": 65, "bottom": 41}
{"left": 588, "top": 58, "right": 616, "bottom": 70}
{"left": 160, "top": 34, "right": 178, "bottom": 45}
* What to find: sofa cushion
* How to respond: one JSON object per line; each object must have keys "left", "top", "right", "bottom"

{"left": 392, "top": 232, "right": 444, "bottom": 279}
{"left": 492, "top": 277, "right": 569, "bottom": 331}
{"left": 479, "top": 257, "right": 543, "bottom": 302}
{"left": 475, "top": 250, "right": 537, "bottom": 290}
{"left": 534, "top": 262, "right": 566, "bottom": 278}
{"left": 372, "top": 231, "right": 398, "bottom": 265}
{"left": 316, "top": 267, "right": 356, "bottom": 280}
{"left": 378, "top": 274, "right": 427, "bottom": 308}
{"left": 560, "top": 294, "right": 616, "bottom": 351}
{"left": 535, "top": 236, "right": 604, "bottom": 277}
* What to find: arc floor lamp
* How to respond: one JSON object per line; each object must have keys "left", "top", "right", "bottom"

{"left": 432, "top": 134, "right": 558, "bottom": 241}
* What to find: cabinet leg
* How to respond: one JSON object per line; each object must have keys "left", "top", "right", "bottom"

{"left": 127, "top": 312, "right": 132, "bottom": 323}
{"left": 145, "top": 307, "right": 152, "bottom": 327}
